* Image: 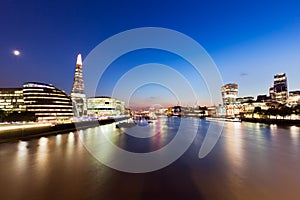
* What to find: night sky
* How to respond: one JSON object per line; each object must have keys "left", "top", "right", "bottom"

{"left": 1, "top": 0, "right": 300, "bottom": 107}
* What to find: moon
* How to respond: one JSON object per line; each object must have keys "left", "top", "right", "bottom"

{"left": 13, "top": 50, "right": 21, "bottom": 56}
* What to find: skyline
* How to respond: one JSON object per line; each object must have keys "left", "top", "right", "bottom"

{"left": 1, "top": 0, "right": 300, "bottom": 106}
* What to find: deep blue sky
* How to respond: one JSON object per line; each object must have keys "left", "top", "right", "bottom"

{"left": 1, "top": 0, "right": 300, "bottom": 107}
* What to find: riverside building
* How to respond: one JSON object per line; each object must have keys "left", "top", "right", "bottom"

{"left": 0, "top": 88, "right": 26, "bottom": 112}
{"left": 23, "top": 82, "right": 73, "bottom": 122}
{"left": 287, "top": 90, "right": 300, "bottom": 106}
{"left": 87, "top": 96, "right": 125, "bottom": 117}
{"left": 273, "top": 73, "right": 288, "bottom": 104}
{"left": 221, "top": 83, "right": 238, "bottom": 106}
{"left": 221, "top": 83, "right": 241, "bottom": 116}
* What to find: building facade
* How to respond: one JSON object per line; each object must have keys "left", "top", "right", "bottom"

{"left": 221, "top": 83, "right": 238, "bottom": 106}
{"left": 23, "top": 82, "right": 73, "bottom": 122}
{"left": 236, "top": 96, "right": 254, "bottom": 103}
{"left": 287, "top": 90, "right": 300, "bottom": 106}
{"left": 71, "top": 54, "right": 87, "bottom": 117}
{"left": 269, "top": 86, "right": 275, "bottom": 100}
{"left": 273, "top": 73, "right": 288, "bottom": 104}
{"left": 221, "top": 83, "right": 240, "bottom": 116}
{"left": 87, "top": 96, "right": 125, "bottom": 117}
{"left": 256, "top": 95, "right": 271, "bottom": 102}
{"left": 242, "top": 101, "right": 270, "bottom": 113}
{"left": 0, "top": 88, "right": 26, "bottom": 112}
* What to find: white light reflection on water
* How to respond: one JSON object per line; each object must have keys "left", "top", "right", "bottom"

{"left": 35, "top": 137, "right": 49, "bottom": 183}
{"left": 1, "top": 118, "right": 300, "bottom": 199}
{"left": 290, "top": 126, "right": 299, "bottom": 139}
{"left": 224, "top": 122, "right": 245, "bottom": 171}
{"left": 38, "top": 137, "right": 48, "bottom": 152}
{"left": 290, "top": 126, "right": 299, "bottom": 146}
{"left": 101, "top": 124, "right": 122, "bottom": 162}
{"left": 79, "top": 124, "right": 120, "bottom": 165}
{"left": 66, "top": 132, "right": 75, "bottom": 157}
{"left": 18, "top": 141, "right": 27, "bottom": 152}
{"left": 270, "top": 124, "right": 277, "bottom": 132}
{"left": 15, "top": 141, "right": 28, "bottom": 172}
{"left": 55, "top": 134, "right": 62, "bottom": 146}
{"left": 151, "top": 117, "right": 164, "bottom": 149}
{"left": 69, "top": 132, "right": 74, "bottom": 139}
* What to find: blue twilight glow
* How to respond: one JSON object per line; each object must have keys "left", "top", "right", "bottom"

{"left": 1, "top": 0, "right": 300, "bottom": 107}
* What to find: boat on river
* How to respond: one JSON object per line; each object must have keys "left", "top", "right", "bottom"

{"left": 205, "top": 117, "right": 241, "bottom": 122}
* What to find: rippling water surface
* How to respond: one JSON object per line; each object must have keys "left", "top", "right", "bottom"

{"left": 0, "top": 117, "right": 300, "bottom": 200}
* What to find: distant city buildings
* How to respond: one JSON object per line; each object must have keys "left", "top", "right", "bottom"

{"left": 87, "top": 96, "right": 125, "bottom": 117}
{"left": 221, "top": 83, "right": 243, "bottom": 116}
{"left": 242, "top": 101, "right": 270, "bottom": 113}
{"left": 71, "top": 54, "right": 87, "bottom": 117}
{"left": 272, "top": 73, "right": 288, "bottom": 104}
{"left": 289, "top": 90, "right": 300, "bottom": 96}
{"left": 236, "top": 96, "right": 255, "bottom": 103}
{"left": 0, "top": 88, "right": 26, "bottom": 112}
{"left": 287, "top": 90, "right": 300, "bottom": 106}
{"left": 167, "top": 106, "right": 183, "bottom": 117}
{"left": 269, "top": 86, "right": 275, "bottom": 100}
{"left": 221, "top": 83, "right": 238, "bottom": 106}
{"left": 256, "top": 95, "right": 271, "bottom": 102}
{"left": 1, "top": 50, "right": 299, "bottom": 123}
{"left": 222, "top": 72, "right": 299, "bottom": 119}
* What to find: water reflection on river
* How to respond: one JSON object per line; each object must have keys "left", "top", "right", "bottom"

{"left": 0, "top": 117, "right": 299, "bottom": 200}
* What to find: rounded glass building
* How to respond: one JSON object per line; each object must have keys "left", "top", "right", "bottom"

{"left": 23, "top": 82, "right": 73, "bottom": 122}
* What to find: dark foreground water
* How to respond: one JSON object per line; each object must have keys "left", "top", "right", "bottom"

{"left": 0, "top": 117, "right": 300, "bottom": 200}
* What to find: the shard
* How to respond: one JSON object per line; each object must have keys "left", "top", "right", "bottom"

{"left": 71, "top": 54, "right": 87, "bottom": 117}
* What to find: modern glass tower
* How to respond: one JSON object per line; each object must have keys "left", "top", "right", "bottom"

{"left": 221, "top": 83, "right": 240, "bottom": 117}
{"left": 273, "top": 73, "right": 288, "bottom": 104}
{"left": 71, "top": 54, "right": 87, "bottom": 117}
{"left": 221, "top": 83, "right": 238, "bottom": 106}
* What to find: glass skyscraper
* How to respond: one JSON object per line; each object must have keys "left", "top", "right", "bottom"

{"left": 273, "top": 73, "right": 288, "bottom": 104}
{"left": 221, "top": 83, "right": 238, "bottom": 106}
{"left": 71, "top": 54, "right": 87, "bottom": 117}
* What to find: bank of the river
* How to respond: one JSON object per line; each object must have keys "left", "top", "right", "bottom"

{"left": 0, "top": 117, "right": 129, "bottom": 143}
{"left": 241, "top": 117, "right": 300, "bottom": 126}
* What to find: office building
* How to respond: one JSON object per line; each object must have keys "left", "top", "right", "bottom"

{"left": 269, "top": 86, "right": 275, "bottom": 100}
{"left": 87, "top": 96, "right": 125, "bottom": 117}
{"left": 273, "top": 73, "right": 288, "bottom": 104}
{"left": 221, "top": 83, "right": 238, "bottom": 106}
{"left": 236, "top": 96, "right": 254, "bottom": 103}
{"left": 0, "top": 88, "right": 26, "bottom": 112}
{"left": 23, "top": 82, "right": 73, "bottom": 122}
{"left": 289, "top": 90, "right": 300, "bottom": 97}
{"left": 287, "top": 90, "right": 300, "bottom": 106}
{"left": 256, "top": 95, "right": 271, "bottom": 102}
{"left": 221, "top": 83, "right": 244, "bottom": 116}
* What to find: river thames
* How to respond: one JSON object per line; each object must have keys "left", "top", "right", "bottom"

{"left": 0, "top": 117, "right": 300, "bottom": 200}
